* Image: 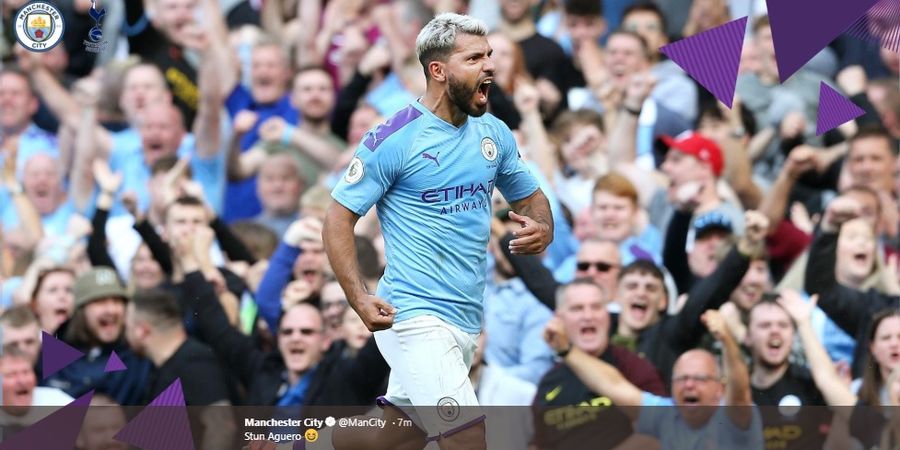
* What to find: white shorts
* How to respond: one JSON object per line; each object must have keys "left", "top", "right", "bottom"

{"left": 374, "top": 315, "right": 485, "bottom": 441}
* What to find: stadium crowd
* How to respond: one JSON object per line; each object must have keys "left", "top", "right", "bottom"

{"left": 0, "top": 0, "right": 899, "bottom": 449}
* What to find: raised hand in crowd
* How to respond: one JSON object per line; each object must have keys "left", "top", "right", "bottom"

{"left": 234, "top": 110, "right": 259, "bottom": 136}
{"left": 92, "top": 159, "right": 123, "bottom": 210}
{"left": 513, "top": 79, "right": 540, "bottom": 116}
{"left": 878, "top": 190, "right": 900, "bottom": 240}
{"left": 881, "top": 253, "right": 900, "bottom": 297}
{"left": 701, "top": 308, "right": 730, "bottom": 344}
{"left": 622, "top": 71, "right": 656, "bottom": 113}
{"left": 284, "top": 216, "right": 324, "bottom": 248}
{"left": 784, "top": 146, "right": 819, "bottom": 180}
{"left": 778, "top": 290, "right": 859, "bottom": 411}
{"left": 257, "top": 116, "right": 291, "bottom": 144}
{"left": 837, "top": 65, "right": 868, "bottom": 97}
{"left": 71, "top": 76, "right": 102, "bottom": 108}
{"left": 737, "top": 210, "right": 770, "bottom": 256}
{"left": 671, "top": 181, "right": 704, "bottom": 212}
{"left": 282, "top": 279, "right": 315, "bottom": 309}
{"left": 790, "top": 202, "right": 815, "bottom": 234}
{"left": 358, "top": 42, "right": 393, "bottom": 77}
{"left": 542, "top": 316, "right": 570, "bottom": 355}
{"left": 227, "top": 110, "right": 267, "bottom": 181}
{"left": 821, "top": 196, "right": 863, "bottom": 232}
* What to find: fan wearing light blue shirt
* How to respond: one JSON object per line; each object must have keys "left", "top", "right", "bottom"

{"left": 324, "top": 13, "right": 554, "bottom": 449}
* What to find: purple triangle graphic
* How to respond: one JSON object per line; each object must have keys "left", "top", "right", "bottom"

{"left": 41, "top": 331, "right": 85, "bottom": 379}
{"left": 104, "top": 350, "right": 127, "bottom": 372}
{"left": 767, "top": 0, "right": 879, "bottom": 82}
{"left": 114, "top": 378, "right": 195, "bottom": 450}
{"left": 817, "top": 83, "right": 866, "bottom": 136}
{"left": 0, "top": 390, "right": 94, "bottom": 450}
{"left": 660, "top": 17, "right": 747, "bottom": 108}
{"left": 846, "top": 0, "right": 900, "bottom": 52}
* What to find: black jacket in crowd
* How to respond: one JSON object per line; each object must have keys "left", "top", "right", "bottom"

{"left": 804, "top": 227, "right": 900, "bottom": 378}
{"left": 183, "top": 272, "right": 390, "bottom": 408}
{"left": 500, "top": 233, "right": 753, "bottom": 388}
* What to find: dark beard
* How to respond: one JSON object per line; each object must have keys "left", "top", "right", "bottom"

{"left": 447, "top": 73, "right": 487, "bottom": 117}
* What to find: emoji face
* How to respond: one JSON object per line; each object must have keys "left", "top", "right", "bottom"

{"left": 304, "top": 428, "right": 318, "bottom": 442}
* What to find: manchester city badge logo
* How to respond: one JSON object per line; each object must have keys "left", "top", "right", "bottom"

{"left": 14, "top": 1, "right": 65, "bottom": 52}
{"left": 481, "top": 137, "right": 498, "bottom": 162}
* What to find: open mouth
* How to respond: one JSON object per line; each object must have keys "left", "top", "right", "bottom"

{"left": 54, "top": 308, "right": 69, "bottom": 321}
{"left": 476, "top": 79, "right": 492, "bottom": 105}
{"left": 149, "top": 142, "right": 165, "bottom": 151}
{"left": 629, "top": 302, "right": 649, "bottom": 321}
{"left": 579, "top": 325, "right": 598, "bottom": 337}
{"left": 255, "top": 76, "right": 274, "bottom": 88}
{"left": 682, "top": 393, "right": 700, "bottom": 405}
{"left": 853, "top": 252, "right": 869, "bottom": 264}
{"left": 741, "top": 285, "right": 761, "bottom": 298}
{"left": 890, "top": 350, "right": 900, "bottom": 362}
{"left": 98, "top": 316, "right": 118, "bottom": 331}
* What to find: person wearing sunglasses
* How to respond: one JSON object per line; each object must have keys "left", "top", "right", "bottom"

{"left": 573, "top": 239, "right": 622, "bottom": 300}
{"left": 533, "top": 278, "right": 665, "bottom": 450}
{"left": 544, "top": 308, "right": 762, "bottom": 450}
{"left": 176, "top": 224, "right": 388, "bottom": 411}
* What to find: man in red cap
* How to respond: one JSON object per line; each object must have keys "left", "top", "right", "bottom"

{"left": 647, "top": 131, "right": 746, "bottom": 236}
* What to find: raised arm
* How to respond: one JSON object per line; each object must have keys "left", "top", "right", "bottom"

{"left": 226, "top": 111, "right": 266, "bottom": 181}
{"left": 190, "top": 13, "right": 228, "bottom": 160}
{"left": 513, "top": 81, "right": 556, "bottom": 184}
{"left": 607, "top": 73, "right": 654, "bottom": 169}
{"left": 70, "top": 78, "right": 108, "bottom": 212}
{"left": 323, "top": 202, "right": 395, "bottom": 331}
{"left": 200, "top": 0, "right": 236, "bottom": 100}
{"left": 779, "top": 291, "right": 857, "bottom": 414}
{"left": 661, "top": 209, "right": 694, "bottom": 295}
{"left": 543, "top": 317, "right": 643, "bottom": 420}
{"left": 19, "top": 53, "right": 113, "bottom": 160}
{"left": 87, "top": 160, "right": 123, "bottom": 269}
{"left": 255, "top": 218, "right": 321, "bottom": 332}
{"left": 177, "top": 227, "right": 263, "bottom": 386}
{"left": 294, "top": 0, "right": 323, "bottom": 67}
{"left": 257, "top": 117, "right": 344, "bottom": 169}
{"left": 758, "top": 147, "right": 817, "bottom": 232}
{"left": 804, "top": 197, "right": 894, "bottom": 336}
{"left": 703, "top": 310, "right": 753, "bottom": 428}
{"left": 2, "top": 153, "right": 43, "bottom": 249}
{"left": 665, "top": 211, "right": 769, "bottom": 350}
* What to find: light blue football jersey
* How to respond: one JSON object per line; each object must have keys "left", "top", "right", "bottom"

{"left": 331, "top": 101, "right": 540, "bottom": 333}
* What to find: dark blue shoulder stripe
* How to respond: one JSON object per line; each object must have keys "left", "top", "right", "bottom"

{"left": 363, "top": 105, "right": 423, "bottom": 151}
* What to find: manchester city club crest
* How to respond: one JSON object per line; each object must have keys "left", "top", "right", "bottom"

{"left": 481, "top": 137, "right": 498, "bottom": 161}
{"left": 14, "top": 1, "right": 65, "bottom": 52}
